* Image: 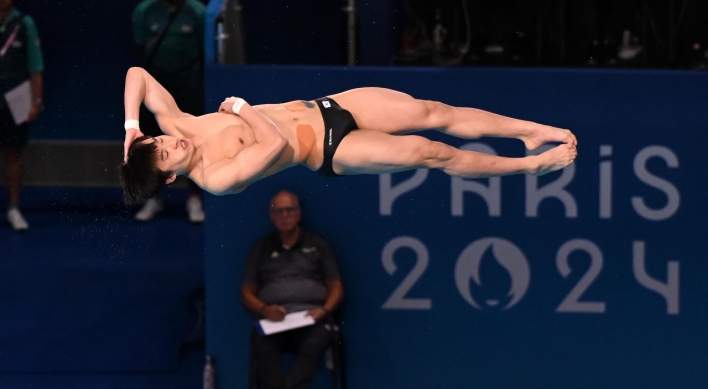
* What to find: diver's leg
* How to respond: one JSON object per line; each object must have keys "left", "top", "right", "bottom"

{"left": 331, "top": 87, "right": 576, "bottom": 150}
{"left": 332, "top": 129, "right": 577, "bottom": 177}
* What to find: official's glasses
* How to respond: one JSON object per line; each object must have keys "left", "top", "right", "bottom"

{"left": 270, "top": 206, "right": 300, "bottom": 216}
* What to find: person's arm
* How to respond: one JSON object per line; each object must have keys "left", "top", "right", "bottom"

{"left": 123, "top": 67, "right": 183, "bottom": 161}
{"left": 242, "top": 283, "right": 286, "bottom": 322}
{"left": 202, "top": 99, "right": 288, "bottom": 194}
{"left": 24, "top": 15, "right": 43, "bottom": 122}
{"left": 306, "top": 280, "right": 343, "bottom": 322}
{"left": 26, "top": 72, "right": 42, "bottom": 122}
{"left": 242, "top": 240, "right": 287, "bottom": 322}
{"left": 219, "top": 97, "right": 286, "bottom": 147}
{"left": 323, "top": 280, "right": 344, "bottom": 313}
{"left": 307, "top": 237, "right": 344, "bottom": 321}
{"left": 201, "top": 136, "right": 288, "bottom": 195}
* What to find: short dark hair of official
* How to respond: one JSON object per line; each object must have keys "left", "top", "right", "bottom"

{"left": 119, "top": 135, "right": 173, "bottom": 205}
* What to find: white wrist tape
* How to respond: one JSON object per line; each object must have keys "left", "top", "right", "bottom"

{"left": 232, "top": 98, "right": 247, "bottom": 115}
{"left": 124, "top": 119, "right": 140, "bottom": 131}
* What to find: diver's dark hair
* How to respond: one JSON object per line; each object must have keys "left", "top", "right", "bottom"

{"left": 119, "top": 135, "right": 173, "bottom": 205}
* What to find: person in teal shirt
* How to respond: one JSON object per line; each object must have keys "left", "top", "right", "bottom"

{"left": 131, "top": 0, "right": 206, "bottom": 223}
{"left": 0, "top": 0, "right": 44, "bottom": 232}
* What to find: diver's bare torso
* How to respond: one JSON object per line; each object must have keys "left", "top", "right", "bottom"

{"left": 162, "top": 100, "right": 328, "bottom": 190}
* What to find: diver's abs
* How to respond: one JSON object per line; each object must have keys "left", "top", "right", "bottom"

{"left": 255, "top": 102, "right": 325, "bottom": 167}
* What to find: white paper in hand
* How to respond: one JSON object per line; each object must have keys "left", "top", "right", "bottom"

{"left": 256, "top": 310, "right": 315, "bottom": 335}
{"left": 4, "top": 80, "right": 31, "bottom": 125}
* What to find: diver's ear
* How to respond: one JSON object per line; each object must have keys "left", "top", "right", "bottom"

{"left": 165, "top": 174, "right": 177, "bottom": 185}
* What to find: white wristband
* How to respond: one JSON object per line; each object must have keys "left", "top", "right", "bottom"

{"left": 232, "top": 98, "right": 247, "bottom": 115}
{"left": 124, "top": 119, "right": 140, "bottom": 131}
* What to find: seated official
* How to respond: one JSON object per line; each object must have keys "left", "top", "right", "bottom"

{"left": 242, "top": 190, "right": 344, "bottom": 389}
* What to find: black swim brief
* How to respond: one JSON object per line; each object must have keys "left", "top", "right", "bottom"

{"left": 315, "top": 97, "right": 359, "bottom": 177}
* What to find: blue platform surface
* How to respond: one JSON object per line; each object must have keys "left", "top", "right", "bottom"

{"left": 0, "top": 349, "right": 204, "bottom": 389}
{"left": 0, "top": 187, "right": 204, "bottom": 388}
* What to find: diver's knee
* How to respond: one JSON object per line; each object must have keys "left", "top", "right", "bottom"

{"left": 421, "top": 100, "right": 452, "bottom": 127}
{"left": 417, "top": 140, "right": 451, "bottom": 168}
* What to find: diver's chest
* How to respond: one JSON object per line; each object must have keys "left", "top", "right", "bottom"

{"left": 203, "top": 128, "right": 252, "bottom": 161}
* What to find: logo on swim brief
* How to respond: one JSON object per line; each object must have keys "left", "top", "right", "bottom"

{"left": 322, "top": 101, "right": 331, "bottom": 108}
{"left": 328, "top": 128, "right": 333, "bottom": 146}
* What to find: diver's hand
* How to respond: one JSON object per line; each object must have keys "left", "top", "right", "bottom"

{"left": 219, "top": 96, "right": 248, "bottom": 115}
{"left": 123, "top": 127, "right": 144, "bottom": 163}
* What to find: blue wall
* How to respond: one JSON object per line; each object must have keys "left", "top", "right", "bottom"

{"left": 205, "top": 65, "right": 708, "bottom": 388}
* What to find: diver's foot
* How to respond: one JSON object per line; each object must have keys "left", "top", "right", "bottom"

{"left": 533, "top": 143, "right": 578, "bottom": 176}
{"left": 522, "top": 125, "right": 577, "bottom": 150}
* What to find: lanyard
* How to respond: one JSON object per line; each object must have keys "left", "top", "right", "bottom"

{"left": 143, "top": 5, "right": 183, "bottom": 69}
{"left": 0, "top": 23, "right": 21, "bottom": 57}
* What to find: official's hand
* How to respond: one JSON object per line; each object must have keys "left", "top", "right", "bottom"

{"left": 218, "top": 96, "right": 240, "bottom": 114}
{"left": 306, "top": 308, "right": 328, "bottom": 322}
{"left": 262, "top": 304, "right": 286, "bottom": 322}
{"left": 124, "top": 127, "right": 144, "bottom": 163}
{"left": 27, "top": 103, "right": 42, "bottom": 123}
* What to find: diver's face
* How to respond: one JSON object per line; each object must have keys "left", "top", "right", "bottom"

{"left": 151, "top": 135, "right": 192, "bottom": 175}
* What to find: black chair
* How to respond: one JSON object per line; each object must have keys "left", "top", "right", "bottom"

{"left": 248, "top": 319, "right": 346, "bottom": 389}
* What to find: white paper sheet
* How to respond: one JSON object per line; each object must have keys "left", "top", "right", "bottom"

{"left": 4, "top": 80, "right": 31, "bottom": 125}
{"left": 257, "top": 310, "right": 315, "bottom": 335}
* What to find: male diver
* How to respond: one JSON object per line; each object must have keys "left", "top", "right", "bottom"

{"left": 120, "top": 67, "right": 577, "bottom": 203}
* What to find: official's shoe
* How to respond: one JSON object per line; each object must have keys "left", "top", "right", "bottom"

{"left": 134, "top": 198, "right": 164, "bottom": 222}
{"left": 186, "top": 196, "right": 205, "bottom": 223}
{"left": 7, "top": 208, "right": 29, "bottom": 231}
